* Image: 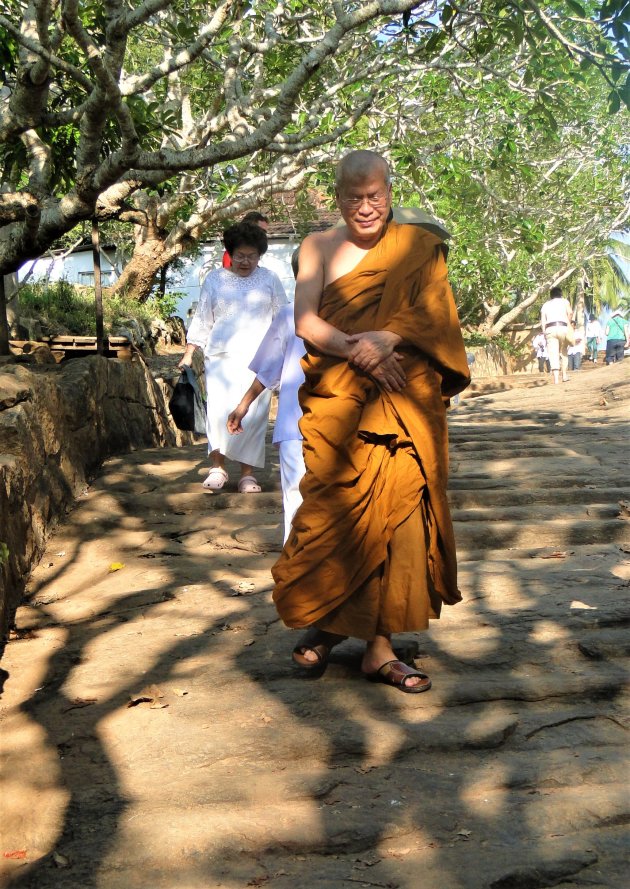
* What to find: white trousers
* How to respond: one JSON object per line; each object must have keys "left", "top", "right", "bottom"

{"left": 278, "top": 439, "right": 305, "bottom": 543}
{"left": 546, "top": 327, "right": 570, "bottom": 375}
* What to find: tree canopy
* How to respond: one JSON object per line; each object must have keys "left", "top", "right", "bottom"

{"left": 1, "top": 1, "right": 629, "bottom": 338}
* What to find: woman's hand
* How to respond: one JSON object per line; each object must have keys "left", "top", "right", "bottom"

{"left": 369, "top": 352, "right": 407, "bottom": 393}
{"left": 178, "top": 344, "right": 197, "bottom": 369}
{"left": 227, "top": 403, "right": 248, "bottom": 435}
{"left": 347, "top": 330, "right": 402, "bottom": 372}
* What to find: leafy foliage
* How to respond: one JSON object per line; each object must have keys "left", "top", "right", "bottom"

{"left": 17, "top": 280, "right": 177, "bottom": 336}
{"left": 0, "top": 1, "right": 628, "bottom": 333}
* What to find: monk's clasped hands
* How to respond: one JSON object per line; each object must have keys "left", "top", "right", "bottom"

{"left": 346, "top": 329, "right": 401, "bottom": 371}
{"left": 346, "top": 330, "right": 406, "bottom": 392}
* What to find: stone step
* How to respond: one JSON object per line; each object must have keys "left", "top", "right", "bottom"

{"left": 448, "top": 486, "right": 629, "bottom": 508}
{"left": 450, "top": 456, "right": 603, "bottom": 476}
{"left": 452, "top": 517, "right": 627, "bottom": 550}
{"left": 451, "top": 503, "right": 626, "bottom": 523}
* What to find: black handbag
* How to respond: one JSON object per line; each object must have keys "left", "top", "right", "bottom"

{"left": 169, "top": 367, "right": 206, "bottom": 434}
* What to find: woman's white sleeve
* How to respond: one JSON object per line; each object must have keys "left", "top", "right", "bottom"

{"left": 270, "top": 272, "right": 288, "bottom": 316}
{"left": 187, "top": 276, "right": 215, "bottom": 348}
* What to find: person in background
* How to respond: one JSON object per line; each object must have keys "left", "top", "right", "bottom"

{"left": 567, "top": 327, "right": 585, "bottom": 372}
{"left": 532, "top": 329, "right": 550, "bottom": 374}
{"left": 222, "top": 212, "right": 269, "bottom": 268}
{"left": 585, "top": 316, "right": 603, "bottom": 363}
{"left": 540, "top": 286, "right": 573, "bottom": 384}
{"left": 179, "top": 221, "right": 287, "bottom": 493}
{"left": 604, "top": 310, "right": 629, "bottom": 364}
{"left": 227, "top": 303, "right": 305, "bottom": 542}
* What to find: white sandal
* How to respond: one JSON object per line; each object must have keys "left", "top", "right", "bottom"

{"left": 238, "top": 475, "right": 261, "bottom": 494}
{"left": 202, "top": 467, "right": 228, "bottom": 490}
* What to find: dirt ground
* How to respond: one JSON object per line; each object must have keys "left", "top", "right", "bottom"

{"left": 1, "top": 361, "right": 628, "bottom": 889}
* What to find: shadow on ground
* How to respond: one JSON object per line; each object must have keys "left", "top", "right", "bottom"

{"left": 1, "top": 366, "right": 629, "bottom": 889}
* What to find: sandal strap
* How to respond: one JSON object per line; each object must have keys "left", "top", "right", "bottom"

{"left": 379, "top": 660, "right": 430, "bottom": 687}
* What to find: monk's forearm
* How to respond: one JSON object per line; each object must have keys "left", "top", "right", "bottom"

{"left": 296, "top": 313, "right": 353, "bottom": 359}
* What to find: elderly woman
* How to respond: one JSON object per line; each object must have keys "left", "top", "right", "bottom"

{"left": 179, "top": 222, "right": 287, "bottom": 492}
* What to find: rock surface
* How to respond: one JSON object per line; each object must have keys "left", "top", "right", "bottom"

{"left": 0, "top": 361, "right": 628, "bottom": 889}
{"left": 0, "top": 354, "right": 194, "bottom": 637}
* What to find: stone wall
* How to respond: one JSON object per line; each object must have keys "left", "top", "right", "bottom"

{"left": 0, "top": 353, "right": 193, "bottom": 638}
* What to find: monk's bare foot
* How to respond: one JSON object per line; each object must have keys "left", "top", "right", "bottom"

{"left": 292, "top": 629, "right": 347, "bottom": 669}
{"left": 362, "top": 636, "right": 429, "bottom": 690}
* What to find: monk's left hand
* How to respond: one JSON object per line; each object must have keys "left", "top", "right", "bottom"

{"left": 370, "top": 353, "right": 407, "bottom": 392}
{"left": 347, "top": 330, "right": 402, "bottom": 372}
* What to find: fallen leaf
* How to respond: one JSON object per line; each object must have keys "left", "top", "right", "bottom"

{"left": 3, "top": 850, "right": 27, "bottom": 859}
{"left": 172, "top": 688, "right": 189, "bottom": 697}
{"left": 128, "top": 684, "right": 166, "bottom": 708}
{"left": 52, "top": 851, "right": 70, "bottom": 868}
{"left": 353, "top": 851, "right": 382, "bottom": 869}
{"left": 260, "top": 713, "right": 272, "bottom": 724}
{"left": 108, "top": 562, "right": 125, "bottom": 573}
{"left": 62, "top": 697, "right": 97, "bottom": 713}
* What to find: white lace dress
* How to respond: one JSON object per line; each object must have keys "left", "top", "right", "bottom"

{"left": 187, "top": 266, "right": 287, "bottom": 467}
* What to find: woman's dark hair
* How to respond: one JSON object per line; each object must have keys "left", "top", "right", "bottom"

{"left": 241, "top": 211, "right": 268, "bottom": 225}
{"left": 223, "top": 221, "right": 268, "bottom": 257}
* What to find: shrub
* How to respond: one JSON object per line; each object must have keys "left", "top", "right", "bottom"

{"left": 16, "top": 280, "right": 181, "bottom": 336}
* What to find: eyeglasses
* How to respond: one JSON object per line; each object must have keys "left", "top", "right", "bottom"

{"left": 232, "top": 252, "right": 259, "bottom": 264}
{"left": 339, "top": 191, "right": 389, "bottom": 210}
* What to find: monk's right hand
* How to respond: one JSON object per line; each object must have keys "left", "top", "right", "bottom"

{"left": 370, "top": 352, "right": 406, "bottom": 393}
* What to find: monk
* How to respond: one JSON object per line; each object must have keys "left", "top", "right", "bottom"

{"left": 272, "top": 150, "right": 470, "bottom": 692}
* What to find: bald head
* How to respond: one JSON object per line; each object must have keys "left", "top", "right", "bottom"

{"left": 335, "top": 150, "right": 391, "bottom": 191}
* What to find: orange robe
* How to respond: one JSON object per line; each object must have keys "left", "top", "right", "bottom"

{"left": 272, "top": 221, "right": 470, "bottom": 640}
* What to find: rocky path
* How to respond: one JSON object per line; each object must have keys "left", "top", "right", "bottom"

{"left": 1, "top": 363, "right": 628, "bottom": 889}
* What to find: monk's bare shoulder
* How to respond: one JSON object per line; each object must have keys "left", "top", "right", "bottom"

{"left": 302, "top": 226, "right": 348, "bottom": 256}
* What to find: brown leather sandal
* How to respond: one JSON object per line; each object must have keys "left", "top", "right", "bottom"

{"left": 365, "top": 659, "right": 431, "bottom": 694}
{"left": 292, "top": 630, "right": 347, "bottom": 670}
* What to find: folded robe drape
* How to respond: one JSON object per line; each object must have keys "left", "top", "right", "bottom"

{"left": 272, "top": 221, "right": 470, "bottom": 640}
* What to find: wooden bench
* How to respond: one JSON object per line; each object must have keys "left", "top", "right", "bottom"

{"left": 41, "top": 335, "right": 133, "bottom": 360}
{"left": 10, "top": 336, "right": 132, "bottom": 361}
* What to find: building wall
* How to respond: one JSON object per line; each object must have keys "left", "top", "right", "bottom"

{"left": 18, "top": 249, "right": 118, "bottom": 287}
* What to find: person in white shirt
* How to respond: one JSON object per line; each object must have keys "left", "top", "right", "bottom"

{"left": 179, "top": 222, "right": 287, "bottom": 493}
{"left": 532, "top": 330, "right": 550, "bottom": 373}
{"left": 540, "top": 286, "right": 573, "bottom": 384}
{"left": 227, "top": 304, "right": 305, "bottom": 541}
{"left": 567, "top": 328, "right": 585, "bottom": 371}
{"left": 585, "top": 317, "right": 603, "bottom": 363}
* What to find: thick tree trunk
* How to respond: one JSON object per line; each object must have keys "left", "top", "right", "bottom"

{"left": 110, "top": 236, "right": 170, "bottom": 301}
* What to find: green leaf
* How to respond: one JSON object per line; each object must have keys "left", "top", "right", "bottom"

{"left": 611, "top": 62, "right": 625, "bottom": 82}
{"left": 566, "top": 0, "right": 586, "bottom": 15}
{"left": 608, "top": 90, "right": 621, "bottom": 113}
